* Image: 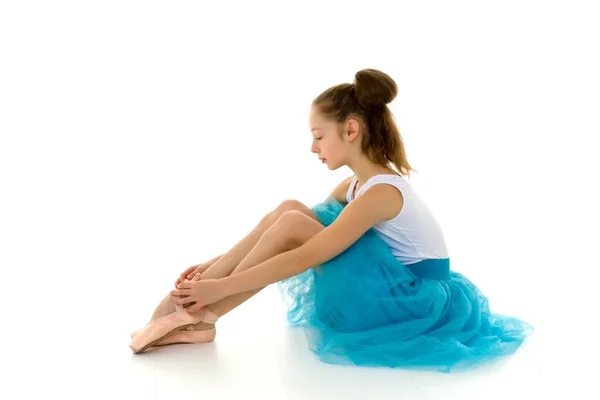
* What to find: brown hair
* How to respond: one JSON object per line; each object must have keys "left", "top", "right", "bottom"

{"left": 312, "top": 69, "right": 417, "bottom": 178}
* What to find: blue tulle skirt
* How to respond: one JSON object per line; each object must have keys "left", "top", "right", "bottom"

{"left": 277, "top": 197, "right": 534, "bottom": 372}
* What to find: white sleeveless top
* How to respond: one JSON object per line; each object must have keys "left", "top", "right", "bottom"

{"left": 346, "top": 174, "right": 449, "bottom": 265}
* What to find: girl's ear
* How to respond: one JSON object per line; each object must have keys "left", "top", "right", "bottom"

{"left": 346, "top": 119, "right": 360, "bottom": 142}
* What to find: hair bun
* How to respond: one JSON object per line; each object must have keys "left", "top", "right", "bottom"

{"left": 354, "top": 69, "right": 398, "bottom": 109}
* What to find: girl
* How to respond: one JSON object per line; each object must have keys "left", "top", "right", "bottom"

{"left": 130, "top": 69, "right": 533, "bottom": 372}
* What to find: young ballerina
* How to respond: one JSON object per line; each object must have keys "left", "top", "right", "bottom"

{"left": 130, "top": 69, "right": 533, "bottom": 372}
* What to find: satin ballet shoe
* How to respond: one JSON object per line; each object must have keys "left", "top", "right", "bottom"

{"left": 130, "top": 326, "right": 196, "bottom": 340}
{"left": 129, "top": 296, "right": 196, "bottom": 340}
{"left": 151, "top": 327, "right": 217, "bottom": 346}
{"left": 129, "top": 307, "right": 220, "bottom": 354}
{"left": 130, "top": 320, "right": 215, "bottom": 341}
{"left": 130, "top": 325, "right": 216, "bottom": 345}
{"left": 172, "top": 296, "right": 196, "bottom": 331}
{"left": 130, "top": 275, "right": 201, "bottom": 341}
{"left": 129, "top": 309, "right": 197, "bottom": 354}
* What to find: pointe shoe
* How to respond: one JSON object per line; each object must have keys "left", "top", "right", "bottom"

{"left": 130, "top": 294, "right": 196, "bottom": 340}
{"left": 129, "top": 303, "right": 214, "bottom": 339}
{"left": 129, "top": 275, "right": 205, "bottom": 341}
{"left": 129, "top": 309, "right": 197, "bottom": 354}
{"left": 129, "top": 321, "right": 215, "bottom": 341}
{"left": 129, "top": 307, "right": 220, "bottom": 353}
{"left": 130, "top": 325, "right": 217, "bottom": 345}
{"left": 152, "top": 328, "right": 217, "bottom": 346}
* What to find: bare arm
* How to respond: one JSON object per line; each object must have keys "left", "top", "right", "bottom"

{"left": 221, "top": 184, "right": 403, "bottom": 296}
{"left": 176, "top": 253, "right": 224, "bottom": 287}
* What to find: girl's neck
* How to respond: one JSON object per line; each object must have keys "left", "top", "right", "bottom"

{"left": 352, "top": 165, "right": 398, "bottom": 185}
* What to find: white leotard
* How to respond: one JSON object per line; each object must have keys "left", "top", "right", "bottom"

{"left": 346, "top": 174, "right": 449, "bottom": 265}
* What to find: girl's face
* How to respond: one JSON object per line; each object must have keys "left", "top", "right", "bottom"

{"left": 309, "top": 106, "right": 346, "bottom": 170}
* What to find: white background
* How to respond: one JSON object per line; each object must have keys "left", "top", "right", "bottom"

{"left": 1, "top": 1, "right": 599, "bottom": 399}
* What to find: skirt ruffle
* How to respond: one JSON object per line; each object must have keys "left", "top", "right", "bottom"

{"left": 277, "top": 197, "right": 534, "bottom": 372}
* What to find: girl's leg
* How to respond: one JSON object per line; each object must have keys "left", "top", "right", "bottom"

{"left": 204, "top": 210, "right": 325, "bottom": 318}
{"left": 147, "top": 200, "right": 320, "bottom": 328}
{"left": 200, "top": 200, "right": 321, "bottom": 280}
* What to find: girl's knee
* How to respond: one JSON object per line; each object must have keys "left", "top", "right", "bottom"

{"left": 263, "top": 200, "right": 320, "bottom": 229}
{"left": 276, "top": 200, "right": 320, "bottom": 223}
{"left": 272, "top": 211, "right": 322, "bottom": 248}
{"left": 262, "top": 200, "right": 305, "bottom": 226}
{"left": 276, "top": 210, "right": 307, "bottom": 226}
{"left": 277, "top": 199, "right": 306, "bottom": 214}
{"left": 264, "top": 211, "right": 307, "bottom": 249}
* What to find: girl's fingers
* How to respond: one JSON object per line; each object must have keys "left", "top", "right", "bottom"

{"left": 188, "top": 268, "right": 198, "bottom": 276}
{"left": 170, "top": 289, "right": 191, "bottom": 297}
{"left": 177, "top": 281, "right": 192, "bottom": 289}
{"left": 174, "top": 296, "right": 194, "bottom": 305}
{"left": 185, "top": 303, "right": 203, "bottom": 313}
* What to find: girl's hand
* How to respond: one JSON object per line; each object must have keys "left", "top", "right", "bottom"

{"left": 172, "top": 272, "right": 202, "bottom": 307}
{"left": 175, "top": 263, "right": 208, "bottom": 288}
{"left": 170, "top": 277, "right": 227, "bottom": 313}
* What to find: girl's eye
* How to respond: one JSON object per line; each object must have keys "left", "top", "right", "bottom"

{"left": 315, "top": 137, "right": 322, "bottom": 140}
